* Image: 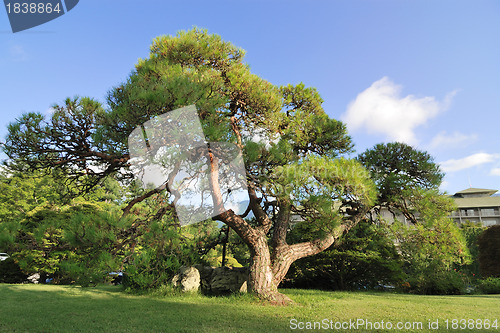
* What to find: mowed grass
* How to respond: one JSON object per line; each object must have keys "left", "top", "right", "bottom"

{"left": 0, "top": 284, "right": 499, "bottom": 333}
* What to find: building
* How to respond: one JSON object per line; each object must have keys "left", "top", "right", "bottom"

{"left": 377, "top": 207, "right": 412, "bottom": 226}
{"left": 449, "top": 188, "right": 500, "bottom": 226}
{"left": 375, "top": 188, "right": 500, "bottom": 227}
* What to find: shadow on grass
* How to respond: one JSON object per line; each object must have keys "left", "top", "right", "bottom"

{"left": 0, "top": 284, "right": 291, "bottom": 333}
{"left": 2, "top": 285, "right": 499, "bottom": 333}
{"left": 283, "top": 288, "right": 500, "bottom": 299}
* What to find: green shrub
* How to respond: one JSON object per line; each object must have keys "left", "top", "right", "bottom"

{"left": 122, "top": 220, "right": 220, "bottom": 291}
{"left": 477, "top": 225, "right": 500, "bottom": 278}
{"left": 403, "top": 268, "right": 465, "bottom": 295}
{"left": 478, "top": 277, "right": 500, "bottom": 294}
{"left": 284, "top": 220, "right": 405, "bottom": 290}
{"left": 459, "top": 222, "right": 485, "bottom": 278}
{"left": 0, "top": 258, "right": 27, "bottom": 283}
{"left": 391, "top": 217, "right": 470, "bottom": 295}
{"left": 123, "top": 248, "right": 182, "bottom": 291}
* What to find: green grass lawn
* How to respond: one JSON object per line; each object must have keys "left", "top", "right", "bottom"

{"left": 0, "top": 284, "right": 499, "bottom": 332}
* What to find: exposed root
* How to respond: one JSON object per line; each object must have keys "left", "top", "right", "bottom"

{"left": 259, "top": 291, "right": 295, "bottom": 306}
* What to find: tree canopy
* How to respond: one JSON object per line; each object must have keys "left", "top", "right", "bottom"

{"left": 3, "top": 28, "right": 378, "bottom": 303}
{"left": 358, "top": 142, "right": 446, "bottom": 224}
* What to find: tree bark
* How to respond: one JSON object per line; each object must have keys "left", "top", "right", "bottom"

{"left": 216, "top": 209, "right": 292, "bottom": 304}
{"left": 271, "top": 228, "right": 342, "bottom": 287}
{"left": 204, "top": 126, "right": 368, "bottom": 304}
{"left": 214, "top": 195, "right": 368, "bottom": 305}
{"left": 269, "top": 203, "right": 369, "bottom": 289}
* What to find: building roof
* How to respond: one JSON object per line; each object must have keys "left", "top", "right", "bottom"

{"left": 453, "top": 196, "right": 500, "bottom": 208}
{"left": 455, "top": 188, "right": 498, "bottom": 196}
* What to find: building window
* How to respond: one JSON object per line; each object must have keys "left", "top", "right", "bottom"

{"left": 466, "top": 209, "right": 476, "bottom": 216}
{"left": 483, "top": 219, "right": 498, "bottom": 226}
{"left": 481, "top": 208, "right": 497, "bottom": 216}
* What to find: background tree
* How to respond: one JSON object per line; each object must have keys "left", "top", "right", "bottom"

{"left": 358, "top": 142, "right": 443, "bottom": 224}
{"left": 478, "top": 225, "right": 500, "bottom": 278}
{"left": 284, "top": 219, "right": 404, "bottom": 291}
{"left": 0, "top": 168, "right": 131, "bottom": 285}
{"left": 358, "top": 142, "right": 469, "bottom": 294}
{"left": 3, "top": 28, "right": 376, "bottom": 303}
{"left": 457, "top": 221, "right": 485, "bottom": 281}
{"left": 0, "top": 168, "right": 71, "bottom": 256}
{"left": 390, "top": 215, "right": 469, "bottom": 294}
{"left": 0, "top": 166, "right": 222, "bottom": 287}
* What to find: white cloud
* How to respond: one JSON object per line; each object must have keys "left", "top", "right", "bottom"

{"left": 429, "top": 131, "right": 478, "bottom": 150}
{"left": 9, "top": 45, "right": 28, "bottom": 62}
{"left": 440, "top": 153, "right": 499, "bottom": 173}
{"left": 342, "top": 77, "right": 456, "bottom": 145}
{"left": 243, "top": 127, "right": 280, "bottom": 148}
{"left": 490, "top": 168, "right": 500, "bottom": 176}
{"left": 439, "top": 180, "right": 451, "bottom": 193}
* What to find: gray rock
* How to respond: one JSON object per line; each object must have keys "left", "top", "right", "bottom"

{"left": 208, "top": 266, "right": 248, "bottom": 295}
{"left": 27, "top": 273, "right": 40, "bottom": 284}
{"left": 171, "top": 266, "right": 200, "bottom": 292}
{"left": 173, "top": 265, "right": 249, "bottom": 295}
{"left": 194, "top": 264, "right": 214, "bottom": 291}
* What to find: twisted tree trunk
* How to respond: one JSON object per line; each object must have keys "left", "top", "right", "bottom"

{"left": 216, "top": 206, "right": 365, "bottom": 305}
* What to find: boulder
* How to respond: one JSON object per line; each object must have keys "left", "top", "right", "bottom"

{"left": 174, "top": 265, "right": 249, "bottom": 295}
{"left": 171, "top": 266, "right": 200, "bottom": 292}
{"left": 194, "top": 265, "right": 214, "bottom": 292}
{"left": 206, "top": 266, "right": 249, "bottom": 295}
{"left": 27, "top": 273, "right": 40, "bottom": 284}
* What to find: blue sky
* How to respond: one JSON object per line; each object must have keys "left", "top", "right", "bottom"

{"left": 1, "top": 0, "right": 499, "bottom": 195}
